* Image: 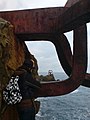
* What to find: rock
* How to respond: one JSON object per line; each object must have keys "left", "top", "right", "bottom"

{"left": 0, "top": 18, "right": 39, "bottom": 120}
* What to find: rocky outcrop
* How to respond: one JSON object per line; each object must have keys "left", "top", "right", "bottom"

{"left": 0, "top": 18, "right": 38, "bottom": 120}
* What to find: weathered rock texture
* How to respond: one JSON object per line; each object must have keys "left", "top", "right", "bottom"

{"left": 0, "top": 18, "right": 38, "bottom": 120}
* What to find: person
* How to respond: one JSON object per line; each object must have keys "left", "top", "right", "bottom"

{"left": 14, "top": 59, "right": 41, "bottom": 120}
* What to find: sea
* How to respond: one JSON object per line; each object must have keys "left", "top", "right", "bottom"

{"left": 35, "top": 72, "right": 90, "bottom": 120}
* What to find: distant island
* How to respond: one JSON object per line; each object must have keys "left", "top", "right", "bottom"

{"left": 39, "top": 70, "right": 56, "bottom": 82}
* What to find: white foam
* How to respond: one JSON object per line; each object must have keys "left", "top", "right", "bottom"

{"left": 71, "top": 89, "right": 79, "bottom": 94}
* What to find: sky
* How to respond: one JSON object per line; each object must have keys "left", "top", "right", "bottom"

{"left": 0, "top": 0, "right": 90, "bottom": 73}
{"left": 0, "top": 0, "right": 67, "bottom": 11}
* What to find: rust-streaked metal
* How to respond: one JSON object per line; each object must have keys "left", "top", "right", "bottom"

{"left": 34, "top": 24, "right": 87, "bottom": 97}
{"left": 0, "top": 0, "right": 89, "bottom": 97}
{"left": 0, "top": 8, "right": 64, "bottom": 34}
{"left": 0, "top": 0, "right": 89, "bottom": 119}
{"left": 0, "top": 0, "right": 89, "bottom": 37}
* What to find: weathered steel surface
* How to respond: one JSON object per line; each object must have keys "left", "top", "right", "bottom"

{"left": 60, "top": 0, "right": 90, "bottom": 32}
{"left": 0, "top": 0, "right": 89, "bottom": 119}
{"left": 34, "top": 25, "right": 87, "bottom": 97}
{"left": 56, "top": 24, "right": 90, "bottom": 88}
{"left": 84, "top": 74, "right": 90, "bottom": 87}
{"left": 65, "top": 0, "right": 80, "bottom": 7}
{"left": 0, "top": 0, "right": 89, "bottom": 96}
{"left": 0, "top": 0, "right": 89, "bottom": 38}
{"left": 0, "top": 8, "right": 64, "bottom": 35}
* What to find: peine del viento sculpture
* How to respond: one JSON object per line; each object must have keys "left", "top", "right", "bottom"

{"left": 0, "top": 0, "right": 90, "bottom": 119}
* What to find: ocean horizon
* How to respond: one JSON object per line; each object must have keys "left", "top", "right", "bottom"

{"left": 35, "top": 72, "right": 90, "bottom": 120}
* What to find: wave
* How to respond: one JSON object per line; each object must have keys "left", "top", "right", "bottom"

{"left": 71, "top": 89, "right": 79, "bottom": 94}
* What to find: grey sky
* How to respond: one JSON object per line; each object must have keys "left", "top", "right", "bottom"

{"left": 0, "top": 0, "right": 90, "bottom": 73}
{"left": 25, "top": 31, "right": 73, "bottom": 73}
{"left": 25, "top": 41, "right": 63, "bottom": 73}
{"left": 0, "top": 0, "right": 67, "bottom": 11}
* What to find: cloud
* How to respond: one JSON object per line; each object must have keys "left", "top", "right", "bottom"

{"left": 22, "top": 0, "right": 67, "bottom": 9}
{"left": 0, "top": 0, "right": 67, "bottom": 11}
{"left": 64, "top": 31, "right": 73, "bottom": 53}
{"left": 25, "top": 41, "right": 63, "bottom": 73}
{"left": 0, "top": 0, "right": 24, "bottom": 11}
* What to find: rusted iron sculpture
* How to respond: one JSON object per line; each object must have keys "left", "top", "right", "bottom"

{"left": 0, "top": 0, "right": 90, "bottom": 119}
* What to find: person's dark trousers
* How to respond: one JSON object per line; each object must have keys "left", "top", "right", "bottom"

{"left": 17, "top": 107, "right": 35, "bottom": 120}
{"left": 17, "top": 100, "right": 36, "bottom": 120}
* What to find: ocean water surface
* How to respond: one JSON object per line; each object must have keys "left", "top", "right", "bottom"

{"left": 35, "top": 72, "right": 90, "bottom": 120}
